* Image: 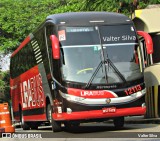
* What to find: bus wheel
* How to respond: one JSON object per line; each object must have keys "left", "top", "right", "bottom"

{"left": 113, "top": 116, "right": 124, "bottom": 129}
{"left": 47, "top": 104, "right": 62, "bottom": 132}
{"left": 20, "top": 109, "right": 30, "bottom": 130}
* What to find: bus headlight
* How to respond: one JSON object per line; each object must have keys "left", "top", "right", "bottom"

{"left": 59, "top": 91, "right": 85, "bottom": 102}
{"left": 67, "top": 108, "right": 72, "bottom": 114}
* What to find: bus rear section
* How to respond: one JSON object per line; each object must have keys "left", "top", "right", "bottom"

{"left": 10, "top": 12, "right": 153, "bottom": 132}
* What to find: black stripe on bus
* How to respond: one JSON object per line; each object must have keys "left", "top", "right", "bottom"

{"left": 23, "top": 107, "right": 45, "bottom": 116}
{"left": 13, "top": 107, "right": 45, "bottom": 117}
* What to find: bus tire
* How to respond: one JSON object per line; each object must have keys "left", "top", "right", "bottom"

{"left": 20, "top": 109, "right": 30, "bottom": 130}
{"left": 113, "top": 116, "right": 124, "bottom": 129}
{"left": 47, "top": 103, "right": 62, "bottom": 132}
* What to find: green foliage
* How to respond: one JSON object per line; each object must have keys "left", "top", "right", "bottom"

{"left": 0, "top": 0, "right": 82, "bottom": 52}
{"left": 0, "top": 0, "right": 52, "bottom": 51}
{"left": 81, "top": 0, "right": 160, "bottom": 16}
{"left": 0, "top": 71, "right": 10, "bottom": 102}
{"left": 81, "top": 0, "right": 118, "bottom": 12}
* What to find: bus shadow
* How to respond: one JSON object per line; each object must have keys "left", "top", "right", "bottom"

{"left": 38, "top": 122, "right": 159, "bottom": 134}
{"left": 63, "top": 123, "right": 128, "bottom": 133}
{"left": 38, "top": 123, "right": 123, "bottom": 133}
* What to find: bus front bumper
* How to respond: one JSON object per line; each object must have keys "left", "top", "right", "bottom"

{"left": 52, "top": 106, "right": 146, "bottom": 121}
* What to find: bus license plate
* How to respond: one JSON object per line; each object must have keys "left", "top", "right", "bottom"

{"left": 102, "top": 107, "right": 116, "bottom": 113}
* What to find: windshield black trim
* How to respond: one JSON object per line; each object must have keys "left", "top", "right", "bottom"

{"left": 62, "top": 77, "right": 144, "bottom": 90}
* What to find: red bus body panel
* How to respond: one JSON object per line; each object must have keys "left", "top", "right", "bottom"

{"left": 10, "top": 65, "right": 46, "bottom": 121}
{"left": 53, "top": 107, "right": 146, "bottom": 121}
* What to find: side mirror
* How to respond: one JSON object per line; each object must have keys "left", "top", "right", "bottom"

{"left": 137, "top": 31, "right": 153, "bottom": 54}
{"left": 50, "top": 35, "right": 60, "bottom": 59}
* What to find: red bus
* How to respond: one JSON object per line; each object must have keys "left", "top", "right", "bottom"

{"left": 10, "top": 12, "right": 153, "bottom": 132}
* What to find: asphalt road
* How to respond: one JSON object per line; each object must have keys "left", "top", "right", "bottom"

{"left": 1, "top": 122, "right": 160, "bottom": 141}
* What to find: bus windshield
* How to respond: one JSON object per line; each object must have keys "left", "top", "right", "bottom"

{"left": 58, "top": 25, "right": 143, "bottom": 84}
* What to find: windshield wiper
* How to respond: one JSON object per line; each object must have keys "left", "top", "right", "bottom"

{"left": 84, "top": 58, "right": 126, "bottom": 89}
{"left": 84, "top": 61, "right": 104, "bottom": 89}
{"left": 106, "top": 58, "right": 126, "bottom": 83}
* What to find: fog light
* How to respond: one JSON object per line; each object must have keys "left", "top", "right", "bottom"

{"left": 142, "top": 103, "right": 146, "bottom": 108}
{"left": 67, "top": 108, "right": 72, "bottom": 114}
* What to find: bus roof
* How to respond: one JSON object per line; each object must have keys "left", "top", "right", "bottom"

{"left": 11, "top": 12, "right": 132, "bottom": 58}
{"left": 46, "top": 12, "right": 132, "bottom": 25}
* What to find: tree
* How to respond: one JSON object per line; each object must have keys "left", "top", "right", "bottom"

{"left": 0, "top": 0, "right": 82, "bottom": 52}
{"left": 0, "top": 71, "right": 9, "bottom": 102}
{"left": 81, "top": 0, "right": 118, "bottom": 12}
{"left": 81, "top": 0, "right": 160, "bottom": 16}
